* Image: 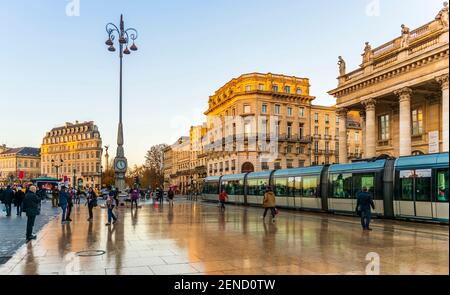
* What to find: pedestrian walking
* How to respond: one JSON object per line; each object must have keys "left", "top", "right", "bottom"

{"left": 3, "top": 185, "right": 14, "bottom": 217}
{"left": 22, "top": 185, "right": 40, "bottom": 241}
{"left": 66, "top": 188, "right": 74, "bottom": 222}
{"left": 75, "top": 189, "right": 82, "bottom": 205}
{"left": 86, "top": 187, "right": 98, "bottom": 222}
{"left": 168, "top": 187, "right": 175, "bottom": 207}
{"left": 219, "top": 189, "right": 228, "bottom": 211}
{"left": 59, "top": 186, "right": 69, "bottom": 224}
{"left": 130, "top": 186, "right": 139, "bottom": 209}
{"left": 356, "top": 187, "right": 375, "bottom": 231}
{"left": 105, "top": 191, "right": 117, "bottom": 226}
{"left": 51, "top": 188, "right": 59, "bottom": 208}
{"left": 262, "top": 186, "right": 276, "bottom": 223}
{"left": 14, "top": 186, "right": 25, "bottom": 216}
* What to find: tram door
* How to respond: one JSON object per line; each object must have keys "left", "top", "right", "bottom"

{"left": 398, "top": 169, "right": 433, "bottom": 219}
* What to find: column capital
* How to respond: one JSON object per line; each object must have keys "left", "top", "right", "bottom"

{"left": 394, "top": 87, "right": 412, "bottom": 102}
{"left": 336, "top": 107, "right": 348, "bottom": 118}
{"left": 361, "top": 98, "right": 376, "bottom": 111}
{"left": 436, "top": 74, "right": 449, "bottom": 90}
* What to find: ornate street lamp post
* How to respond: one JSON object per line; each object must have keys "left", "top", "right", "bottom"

{"left": 105, "top": 15, "right": 139, "bottom": 193}
{"left": 51, "top": 159, "right": 64, "bottom": 181}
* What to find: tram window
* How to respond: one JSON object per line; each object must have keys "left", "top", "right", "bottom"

{"left": 331, "top": 173, "right": 352, "bottom": 199}
{"left": 287, "top": 177, "right": 296, "bottom": 197}
{"left": 352, "top": 174, "right": 375, "bottom": 199}
{"left": 223, "top": 180, "right": 244, "bottom": 195}
{"left": 275, "top": 178, "right": 288, "bottom": 196}
{"left": 400, "top": 177, "right": 414, "bottom": 201}
{"left": 247, "top": 178, "right": 268, "bottom": 196}
{"left": 204, "top": 182, "right": 219, "bottom": 194}
{"left": 294, "top": 176, "right": 302, "bottom": 197}
{"left": 303, "top": 175, "right": 319, "bottom": 198}
{"left": 415, "top": 169, "right": 431, "bottom": 202}
{"left": 437, "top": 169, "right": 449, "bottom": 202}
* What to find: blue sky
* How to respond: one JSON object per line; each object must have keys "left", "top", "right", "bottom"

{"left": 0, "top": 0, "right": 444, "bottom": 166}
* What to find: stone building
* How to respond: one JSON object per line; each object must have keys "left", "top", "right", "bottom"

{"left": 0, "top": 147, "right": 41, "bottom": 185}
{"left": 40, "top": 121, "right": 103, "bottom": 189}
{"left": 163, "top": 137, "right": 191, "bottom": 193}
{"left": 203, "top": 73, "right": 362, "bottom": 176}
{"left": 329, "top": 3, "right": 449, "bottom": 162}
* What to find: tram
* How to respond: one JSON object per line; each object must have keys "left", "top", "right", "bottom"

{"left": 202, "top": 152, "right": 449, "bottom": 223}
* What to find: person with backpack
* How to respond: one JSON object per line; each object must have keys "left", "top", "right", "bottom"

{"left": 219, "top": 189, "right": 228, "bottom": 212}
{"left": 86, "top": 187, "right": 97, "bottom": 222}
{"left": 262, "top": 186, "right": 277, "bottom": 223}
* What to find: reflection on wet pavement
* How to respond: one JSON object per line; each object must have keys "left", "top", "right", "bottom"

{"left": 0, "top": 200, "right": 448, "bottom": 275}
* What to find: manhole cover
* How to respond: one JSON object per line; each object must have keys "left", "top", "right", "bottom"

{"left": 76, "top": 250, "right": 106, "bottom": 257}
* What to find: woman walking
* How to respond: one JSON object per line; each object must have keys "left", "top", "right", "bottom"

{"left": 105, "top": 191, "right": 117, "bottom": 226}
{"left": 262, "top": 186, "right": 276, "bottom": 223}
{"left": 168, "top": 187, "right": 175, "bottom": 207}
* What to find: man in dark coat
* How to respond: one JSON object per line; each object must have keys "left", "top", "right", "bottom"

{"left": 356, "top": 187, "right": 375, "bottom": 231}
{"left": 22, "top": 185, "right": 40, "bottom": 241}
{"left": 14, "top": 186, "right": 25, "bottom": 216}
{"left": 3, "top": 185, "right": 14, "bottom": 217}
{"left": 59, "top": 186, "right": 69, "bottom": 224}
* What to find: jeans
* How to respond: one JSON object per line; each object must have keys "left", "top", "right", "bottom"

{"left": 52, "top": 196, "right": 58, "bottom": 207}
{"left": 263, "top": 207, "right": 276, "bottom": 219}
{"left": 61, "top": 204, "right": 67, "bottom": 223}
{"left": 88, "top": 205, "right": 94, "bottom": 220}
{"left": 16, "top": 203, "right": 23, "bottom": 216}
{"left": 220, "top": 201, "right": 225, "bottom": 210}
{"left": 361, "top": 209, "right": 372, "bottom": 229}
{"left": 5, "top": 203, "right": 11, "bottom": 216}
{"left": 107, "top": 206, "right": 117, "bottom": 223}
{"left": 26, "top": 215, "right": 36, "bottom": 239}
{"left": 66, "top": 205, "right": 72, "bottom": 220}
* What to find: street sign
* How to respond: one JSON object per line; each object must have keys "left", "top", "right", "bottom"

{"left": 429, "top": 131, "right": 439, "bottom": 153}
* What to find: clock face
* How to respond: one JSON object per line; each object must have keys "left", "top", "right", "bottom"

{"left": 116, "top": 160, "right": 126, "bottom": 170}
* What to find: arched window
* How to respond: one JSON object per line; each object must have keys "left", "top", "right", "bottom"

{"left": 412, "top": 150, "right": 425, "bottom": 156}
{"left": 241, "top": 162, "right": 255, "bottom": 173}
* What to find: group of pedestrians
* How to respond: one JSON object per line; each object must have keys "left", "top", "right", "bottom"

{"left": 0, "top": 185, "right": 47, "bottom": 241}
{"left": 0, "top": 185, "right": 33, "bottom": 217}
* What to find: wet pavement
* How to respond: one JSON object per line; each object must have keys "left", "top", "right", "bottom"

{"left": 0, "top": 199, "right": 60, "bottom": 264}
{"left": 0, "top": 198, "right": 448, "bottom": 275}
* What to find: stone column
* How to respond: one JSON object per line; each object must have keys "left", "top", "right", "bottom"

{"left": 336, "top": 108, "right": 349, "bottom": 163}
{"left": 436, "top": 74, "right": 449, "bottom": 152}
{"left": 359, "top": 110, "right": 366, "bottom": 158}
{"left": 395, "top": 87, "right": 413, "bottom": 156}
{"left": 362, "top": 98, "right": 377, "bottom": 158}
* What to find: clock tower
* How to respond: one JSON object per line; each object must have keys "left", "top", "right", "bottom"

{"left": 106, "top": 15, "right": 138, "bottom": 193}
